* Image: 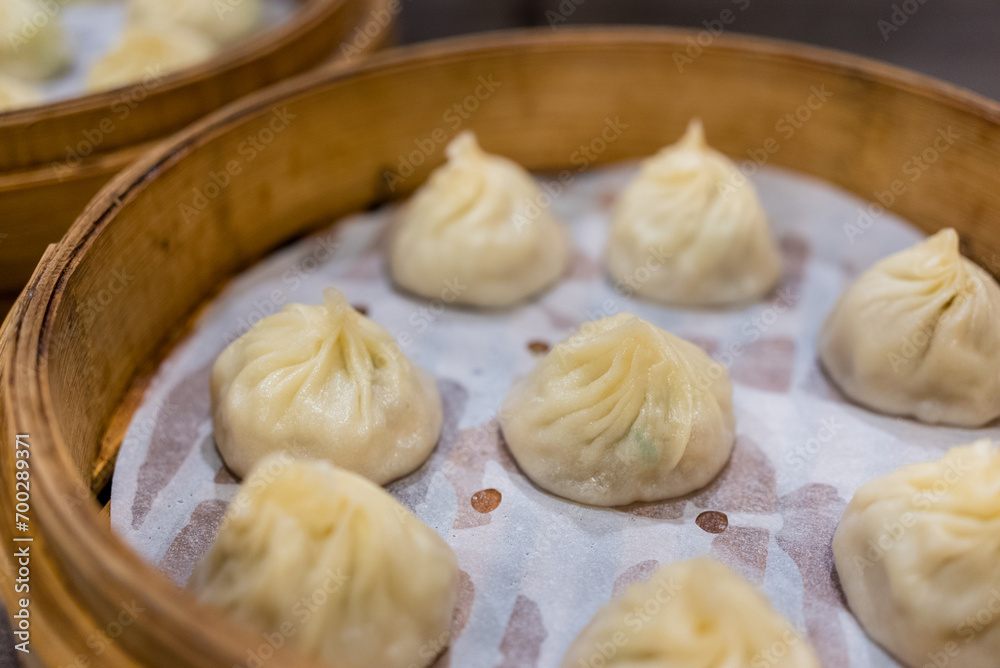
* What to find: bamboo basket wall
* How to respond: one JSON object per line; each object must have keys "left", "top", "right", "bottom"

{"left": 0, "top": 0, "right": 396, "bottom": 308}
{"left": 2, "top": 27, "right": 1000, "bottom": 667}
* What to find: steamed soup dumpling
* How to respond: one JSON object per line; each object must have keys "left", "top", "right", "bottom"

{"left": 833, "top": 440, "right": 1000, "bottom": 668}
{"left": 190, "top": 456, "right": 459, "bottom": 668}
{"left": 820, "top": 229, "right": 1000, "bottom": 426}
{"left": 388, "top": 131, "right": 570, "bottom": 308}
{"left": 500, "top": 313, "right": 734, "bottom": 506}
{"left": 128, "top": 0, "right": 263, "bottom": 46}
{"left": 0, "top": 0, "right": 69, "bottom": 81}
{"left": 606, "top": 119, "right": 781, "bottom": 306}
{"left": 0, "top": 73, "right": 41, "bottom": 111}
{"left": 211, "top": 288, "right": 442, "bottom": 483}
{"left": 87, "top": 26, "right": 217, "bottom": 91}
{"left": 561, "top": 558, "right": 821, "bottom": 668}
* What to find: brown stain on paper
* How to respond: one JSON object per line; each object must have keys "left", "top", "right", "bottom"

{"left": 629, "top": 435, "right": 777, "bottom": 520}
{"left": 684, "top": 335, "right": 796, "bottom": 393}
{"left": 776, "top": 483, "right": 849, "bottom": 667}
{"left": 431, "top": 569, "right": 477, "bottom": 668}
{"left": 471, "top": 489, "right": 502, "bottom": 514}
{"left": 495, "top": 595, "right": 547, "bottom": 668}
{"left": 526, "top": 340, "right": 550, "bottom": 355}
{"left": 729, "top": 337, "right": 797, "bottom": 393}
{"left": 695, "top": 510, "right": 728, "bottom": 534}
{"left": 780, "top": 234, "right": 811, "bottom": 289}
{"left": 611, "top": 560, "right": 661, "bottom": 597}
{"left": 388, "top": 379, "right": 469, "bottom": 510}
{"left": 711, "top": 525, "right": 770, "bottom": 586}
{"left": 445, "top": 422, "right": 520, "bottom": 530}
{"left": 159, "top": 499, "right": 228, "bottom": 584}
{"left": 131, "top": 361, "right": 214, "bottom": 529}
{"left": 568, "top": 248, "right": 603, "bottom": 281}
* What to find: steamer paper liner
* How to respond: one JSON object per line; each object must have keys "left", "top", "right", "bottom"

{"left": 111, "top": 163, "right": 997, "bottom": 668}
{"left": 36, "top": 0, "right": 297, "bottom": 104}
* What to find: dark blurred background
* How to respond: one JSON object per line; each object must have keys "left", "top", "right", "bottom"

{"left": 397, "top": 0, "right": 1000, "bottom": 101}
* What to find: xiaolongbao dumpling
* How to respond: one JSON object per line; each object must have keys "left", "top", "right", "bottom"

{"left": 561, "top": 558, "right": 821, "bottom": 668}
{"left": 820, "top": 229, "right": 1000, "bottom": 426}
{"left": 388, "top": 131, "right": 570, "bottom": 308}
{"left": 87, "top": 26, "right": 217, "bottom": 91}
{"left": 190, "top": 455, "right": 459, "bottom": 668}
{"left": 128, "top": 0, "right": 262, "bottom": 46}
{"left": 211, "top": 288, "right": 442, "bottom": 483}
{"left": 500, "top": 313, "right": 734, "bottom": 506}
{"left": 0, "top": 74, "right": 41, "bottom": 111}
{"left": 0, "top": 0, "right": 69, "bottom": 81}
{"left": 605, "top": 119, "right": 781, "bottom": 306}
{"left": 833, "top": 439, "right": 1000, "bottom": 668}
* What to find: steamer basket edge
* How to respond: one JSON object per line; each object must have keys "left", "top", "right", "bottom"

{"left": 0, "top": 0, "right": 383, "bottom": 169}
{"left": 0, "top": 0, "right": 398, "bottom": 302}
{"left": 3, "top": 27, "right": 1000, "bottom": 667}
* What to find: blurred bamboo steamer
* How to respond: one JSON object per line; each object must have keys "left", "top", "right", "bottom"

{"left": 0, "top": 0, "right": 398, "bottom": 314}
{"left": 2, "top": 26, "right": 1000, "bottom": 667}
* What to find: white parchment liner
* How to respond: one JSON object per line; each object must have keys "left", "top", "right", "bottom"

{"left": 111, "top": 163, "right": 998, "bottom": 668}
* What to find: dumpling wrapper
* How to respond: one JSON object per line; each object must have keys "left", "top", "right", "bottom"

{"left": 211, "top": 288, "right": 442, "bottom": 484}
{"left": 0, "top": 73, "right": 41, "bottom": 111}
{"left": 820, "top": 228, "right": 1000, "bottom": 426}
{"left": 190, "top": 455, "right": 459, "bottom": 668}
{"left": 500, "top": 313, "right": 734, "bottom": 506}
{"left": 129, "top": 0, "right": 263, "bottom": 46}
{"left": 388, "top": 131, "right": 570, "bottom": 308}
{"left": 606, "top": 119, "right": 781, "bottom": 306}
{"left": 561, "top": 558, "right": 821, "bottom": 668}
{"left": 833, "top": 439, "right": 1000, "bottom": 668}
{"left": 0, "top": 0, "right": 70, "bottom": 81}
{"left": 87, "top": 25, "right": 217, "bottom": 91}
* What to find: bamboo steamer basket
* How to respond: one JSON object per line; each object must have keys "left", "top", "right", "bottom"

{"left": 0, "top": 0, "right": 396, "bottom": 305}
{"left": 2, "top": 26, "right": 1000, "bottom": 667}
